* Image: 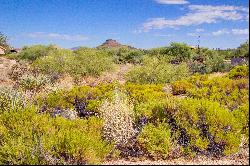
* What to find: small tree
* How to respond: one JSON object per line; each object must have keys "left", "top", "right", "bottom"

{"left": 234, "top": 41, "right": 249, "bottom": 58}
{"left": 168, "top": 42, "right": 194, "bottom": 63}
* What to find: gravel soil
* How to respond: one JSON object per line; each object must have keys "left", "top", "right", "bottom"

{"left": 103, "top": 147, "right": 249, "bottom": 165}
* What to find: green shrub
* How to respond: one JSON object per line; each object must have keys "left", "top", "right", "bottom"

{"left": 233, "top": 41, "right": 249, "bottom": 58}
{"left": 71, "top": 48, "right": 114, "bottom": 78}
{"left": 171, "top": 80, "right": 194, "bottom": 95}
{"left": 124, "top": 83, "right": 167, "bottom": 107}
{"left": 126, "top": 56, "right": 190, "bottom": 84}
{"left": 32, "top": 48, "right": 73, "bottom": 78}
{"left": 33, "top": 48, "right": 114, "bottom": 81}
{"left": 37, "top": 83, "right": 118, "bottom": 113}
{"left": 189, "top": 61, "right": 208, "bottom": 74}
{"left": 138, "top": 123, "right": 172, "bottom": 159}
{"left": 189, "top": 48, "right": 233, "bottom": 74}
{"left": 228, "top": 65, "right": 249, "bottom": 79}
{"left": 19, "top": 74, "right": 51, "bottom": 92}
{"left": 137, "top": 97, "right": 243, "bottom": 156}
{"left": 190, "top": 55, "right": 232, "bottom": 74}
{"left": 17, "top": 45, "right": 58, "bottom": 61}
{"left": 233, "top": 103, "right": 249, "bottom": 137}
{"left": 167, "top": 42, "right": 194, "bottom": 63}
{"left": 186, "top": 77, "right": 249, "bottom": 111}
{"left": 205, "top": 55, "right": 232, "bottom": 73}
{"left": 106, "top": 47, "right": 145, "bottom": 64}
{"left": 0, "top": 93, "right": 112, "bottom": 164}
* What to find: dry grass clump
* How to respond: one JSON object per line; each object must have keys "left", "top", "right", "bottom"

{"left": 99, "top": 89, "right": 136, "bottom": 145}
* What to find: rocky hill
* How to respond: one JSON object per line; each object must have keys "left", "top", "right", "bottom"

{"left": 71, "top": 39, "right": 138, "bottom": 50}
{"left": 97, "top": 39, "right": 136, "bottom": 49}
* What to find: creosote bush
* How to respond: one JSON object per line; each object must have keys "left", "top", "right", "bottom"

{"left": 33, "top": 73, "right": 248, "bottom": 159}
{"left": 228, "top": 65, "right": 249, "bottom": 79}
{"left": 33, "top": 48, "right": 114, "bottom": 82}
{"left": 138, "top": 123, "right": 172, "bottom": 159}
{"left": 16, "top": 45, "right": 58, "bottom": 61}
{"left": 136, "top": 96, "right": 243, "bottom": 156}
{"left": 186, "top": 76, "right": 248, "bottom": 111}
{"left": 126, "top": 56, "right": 190, "bottom": 84}
{"left": 104, "top": 47, "right": 145, "bottom": 64}
{"left": 171, "top": 80, "right": 194, "bottom": 95}
{"left": 0, "top": 89, "right": 112, "bottom": 165}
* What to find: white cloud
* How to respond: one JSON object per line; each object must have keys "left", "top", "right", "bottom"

{"left": 232, "top": 28, "right": 249, "bottom": 35}
{"left": 155, "top": 0, "right": 189, "bottom": 5}
{"left": 188, "top": 5, "right": 248, "bottom": 12}
{"left": 138, "top": 5, "right": 248, "bottom": 32}
{"left": 187, "top": 31, "right": 210, "bottom": 37}
{"left": 153, "top": 34, "right": 173, "bottom": 37}
{"left": 212, "top": 29, "right": 230, "bottom": 36}
{"left": 196, "top": 28, "right": 204, "bottom": 32}
{"left": 187, "top": 33, "right": 198, "bottom": 37}
{"left": 27, "top": 32, "right": 88, "bottom": 41}
{"left": 212, "top": 28, "right": 249, "bottom": 36}
{"left": 108, "top": 32, "right": 119, "bottom": 35}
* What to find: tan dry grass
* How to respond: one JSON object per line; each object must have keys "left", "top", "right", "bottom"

{"left": 208, "top": 72, "right": 228, "bottom": 79}
{"left": 70, "top": 63, "right": 134, "bottom": 86}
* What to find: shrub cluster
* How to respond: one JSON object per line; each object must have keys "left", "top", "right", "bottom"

{"left": 15, "top": 45, "right": 58, "bottom": 61}
{"left": 19, "top": 74, "right": 51, "bottom": 92}
{"left": 138, "top": 123, "right": 172, "bottom": 159}
{"left": 136, "top": 97, "right": 242, "bottom": 156}
{"left": 186, "top": 77, "right": 248, "bottom": 111}
{"left": 0, "top": 88, "right": 112, "bottom": 165}
{"left": 227, "top": 65, "right": 249, "bottom": 79}
{"left": 171, "top": 80, "right": 194, "bottom": 95}
{"left": 1, "top": 73, "right": 248, "bottom": 163}
{"left": 126, "top": 56, "right": 190, "bottom": 84}
{"left": 190, "top": 53, "right": 232, "bottom": 74}
{"left": 104, "top": 47, "right": 145, "bottom": 64}
{"left": 33, "top": 48, "right": 114, "bottom": 82}
{"left": 1, "top": 40, "right": 248, "bottom": 163}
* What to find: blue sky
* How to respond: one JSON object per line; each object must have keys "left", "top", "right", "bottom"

{"left": 0, "top": 0, "right": 249, "bottom": 49}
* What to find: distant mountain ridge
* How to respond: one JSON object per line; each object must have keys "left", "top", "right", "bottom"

{"left": 71, "top": 47, "right": 81, "bottom": 51}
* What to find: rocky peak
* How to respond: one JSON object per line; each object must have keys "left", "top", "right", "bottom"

{"left": 98, "top": 39, "right": 123, "bottom": 48}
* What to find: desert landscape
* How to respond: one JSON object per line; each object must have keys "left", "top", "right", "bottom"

{"left": 0, "top": 0, "right": 249, "bottom": 165}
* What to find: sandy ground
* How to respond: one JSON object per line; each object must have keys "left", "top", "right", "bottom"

{"left": 103, "top": 147, "right": 249, "bottom": 165}
{"left": 0, "top": 57, "right": 16, "bottom": 87}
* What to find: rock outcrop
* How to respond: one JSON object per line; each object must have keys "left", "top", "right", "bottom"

{"left": 97, "top": 39, "right": 136, "bottom": 49}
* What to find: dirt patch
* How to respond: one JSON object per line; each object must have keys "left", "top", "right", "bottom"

{"left": 76, "top": 63, "right": 134, "bottom": 86}
{"left": 0, "top": 57, "right": 17, "bottom": 87}
{"left": 103, "top": 147, "right": 249, "bottom": 165}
